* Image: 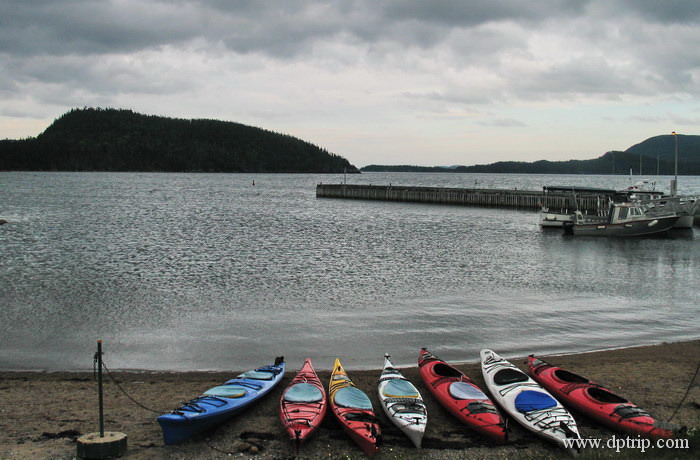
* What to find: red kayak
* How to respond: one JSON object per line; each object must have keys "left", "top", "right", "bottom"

{"left": 279, "top": 358, "right": 327, "bottom": 451}
{"left": 418, "top": 348, "right": 506, "bottom": 443}
{"left": 329, "top": 358, "right": 382, "bottom": 457}
{"left": 527, "top": 355, "right": 682, "bottom": 439}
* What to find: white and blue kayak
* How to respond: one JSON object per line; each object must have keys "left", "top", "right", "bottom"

{"left": 480, "top": 350, "right": 580, "bottom": 449}
{"left": 157, "top": 357, "right": 286, "bottom": 445}
{"left": 378, "top": 354, "right": 427, "bottom": 448}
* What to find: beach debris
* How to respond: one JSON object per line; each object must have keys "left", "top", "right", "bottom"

{"left": 39, "top": 430, "right": 82, "bottom": 441}
{"left": 236, "top": 432, "right": 270, "bottom": 454}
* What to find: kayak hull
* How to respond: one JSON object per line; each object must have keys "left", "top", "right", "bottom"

{"left": 378, "top": 354, "right": 427, "bottom": 448}
{"left": 418, "top": 348, "right": 506, "bottom": 443}
{"left": 481, "top": 349, "right": 579, "bottom": 449}
{"left": 279, "top": 358, "right": 327, "bottom": 448}
{"left": 329, "top": 358, "right": 381, "bottom": 457}
{"left": 527, "top": 355, "right": 680, "bottom": 439}
{"left": 157, "top": 358, "right": 286, "bottom": 445}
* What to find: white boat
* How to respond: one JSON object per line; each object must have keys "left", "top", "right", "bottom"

{"left": 539, "top": 208, "right": 574, "bottom": 228}
{"left": 480, "top": 349, "right": 580, "bottom": 450}
{"left": 539, "top": 186, "right": 619, "bottom": 228}
{"left": 377, "top": 354, "right": 427, "bottom": 448}
{"left": 641, "top": 196, "right": 699, "bottom": 228}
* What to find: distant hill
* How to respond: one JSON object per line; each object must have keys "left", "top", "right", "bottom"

{"left": 0, "top": 108, "right": 359, "bottom": 173}
{"left": 361, "top": 134, "right": 700, "bottom": 175}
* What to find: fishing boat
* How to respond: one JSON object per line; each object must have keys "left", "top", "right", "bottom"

{"left": 418, "top": 348, "right": 506, "bottom": 443}
{"left": 527, "top": 355, "right": 683, "bottom": 439}
{"left": 157, "top": 357, "right": 285, "bottom": 445}
{"left": 377, "top": 354, "right": 427, "bottom": 448}
{"left": 279, "top": 358, "right": 327, "bottom": 451}
{"left": 563, "top": 202, "right": 679, "bottom": 236}
{"left": 540, "top": 183, "right": 697, "bottom": 229}
{"left": 481, "top": 350, "right": 580, "bottom": 449}
{"left": 329, "top": 358, "right": 382, "bottom": 456}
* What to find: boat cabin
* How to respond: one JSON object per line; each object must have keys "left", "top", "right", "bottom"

{"left": 609, "top": 203, "right": 646, "bottom": 224}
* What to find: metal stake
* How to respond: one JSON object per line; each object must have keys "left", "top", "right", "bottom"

{"left": 97, "top": 340, "right": 104, "bottom": 437}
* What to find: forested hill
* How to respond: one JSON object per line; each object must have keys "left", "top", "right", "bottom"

{"left": 0, "top": 108, "right": 359, "bottom": 173}
{"left": 362, "top": 134, "right": 700, "bottom": 175}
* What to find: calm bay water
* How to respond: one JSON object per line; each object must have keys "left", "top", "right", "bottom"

{"left": 1, "top": 172, "right": 699, "bottom": 371}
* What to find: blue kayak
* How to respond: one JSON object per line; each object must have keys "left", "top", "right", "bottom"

{"left": 157, "top": 357, "right": 286, "bottom": 445}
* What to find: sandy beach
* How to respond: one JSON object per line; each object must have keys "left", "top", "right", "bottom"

{"left": 1, "top": 340, "right": 698, "bottom": 459}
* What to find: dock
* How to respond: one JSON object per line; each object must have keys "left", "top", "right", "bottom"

{"left": 316, "top": 184, "right": 610, "bottom": 214}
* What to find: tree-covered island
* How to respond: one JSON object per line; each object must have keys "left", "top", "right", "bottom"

{"left": 0, "top": 108, "right": 359, "bottom": 173}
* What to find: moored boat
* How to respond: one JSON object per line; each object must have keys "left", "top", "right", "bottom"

{"left": 329, "top": 358, "right": 382, "bottom": 456}
{"left": 279, "top": 358, "right": 327, "bottom": 451}
{"left": 157, "top": 357, "right": 285, "bottom": 445}
{"left": 527, "top": 355, "right": 683, "bottom": 439}
{"left": 563, "top": 202, "right": 679, "bottom": 236}
{"left": 418, "top": 348, "right": 506, "bottom": 443}
{"left": 481, "top": 349, "right": 580, "bottom": 449}
{"left": 378, "top": 353, "right": 427, "bottom": 448}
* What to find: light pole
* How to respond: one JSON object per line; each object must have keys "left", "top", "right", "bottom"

{"left": 671, "top": 131, "right": 678, "bottom": 196}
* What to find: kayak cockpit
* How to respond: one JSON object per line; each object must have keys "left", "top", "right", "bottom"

{"left": 493, "top": 368, "right": 529, "bottom": 385}
{"left": 587, "top": 387, "right": 628, "bottom": 404}
{"left": 553, "top": 369, "right": 589, "bottom": 384}
{"left": 433, "top": 363, "right": 462, "bottom": 377}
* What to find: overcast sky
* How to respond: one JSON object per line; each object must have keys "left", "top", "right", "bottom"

{"left": 1, "top": 0, "right": 698, "bottom": 167}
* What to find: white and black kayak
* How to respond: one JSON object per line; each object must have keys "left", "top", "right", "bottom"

{"left": 480, "top": 349, "right": 580, "bottom": 449}
{"left": 377, "top": 354, "right": 427, "bottom": 448}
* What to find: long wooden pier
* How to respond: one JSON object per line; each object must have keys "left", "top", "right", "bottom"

{"left": 316, "top": 184, "right": 609, "bottom": 213}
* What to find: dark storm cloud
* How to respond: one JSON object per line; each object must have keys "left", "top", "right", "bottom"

{"left": 611, "top": 0, "right": 700, "bottom": 23}
{"left": 1, "top": 0, "right": 699, "bottom": 145}
{"left": 0, "top": 0, "right": 199, "bottom": 56}
{"left": 0, "top": 0, "right": 591, "bottom": 58}
{"left": 2, "top": 0, "right": 697, "bottom": 62}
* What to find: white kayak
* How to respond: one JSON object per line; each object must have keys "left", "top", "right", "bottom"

{"left": 480, "top": 349, "right": 580, "bottom": 449}
{"left": 378, "top": 354, "right": 427, "bottom": 448}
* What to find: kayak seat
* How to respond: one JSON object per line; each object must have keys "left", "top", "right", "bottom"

{"left": 284, "top": 383, "right": 323, "bottom": 403}
{"left": 614, "top": 404, "right": 651, "bottom": 420}
{"left": 553, "top": 369, "right": 589, "bottom": 384}
{"left": 334, "top": 386, "right": 373, "bottom": 410}
{"left": 448, "top": 381, "right": 488, "bottom": 400}
{"left": 383, "top": 379, "right": 419, "bottom": 398}
{"left": 433, "top": 363, "right": 463, "bottom": 378}
{"left": 466, "top": 401, "right": 499, "bottom": 415}
{"left": 204, "top": 385, "right": 247, "bottom": 398}
{"left": 493, "top": 368, "right": 529, "bottom": 385}
{"left": 514, "top": 390, "right": 557, "bottom": 413}
{"left": 588, "top": 387, "right": 628, "bottom": 404}
{"left": 237, "top": 370, "right": 274, "bottom": 381}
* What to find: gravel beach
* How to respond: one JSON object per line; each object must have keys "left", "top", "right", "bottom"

{"left": 1, "top": 340, "right": 698, "bottom": 459}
